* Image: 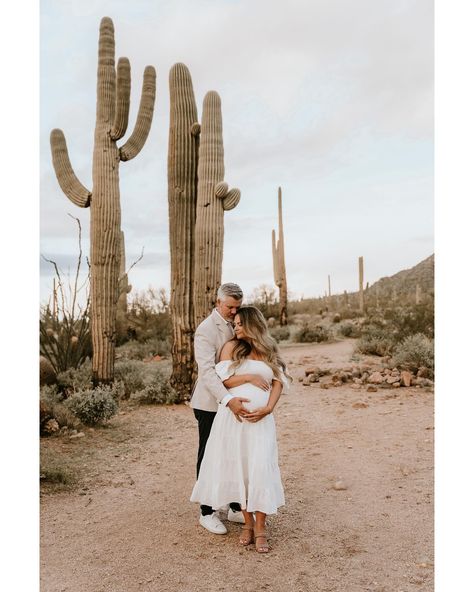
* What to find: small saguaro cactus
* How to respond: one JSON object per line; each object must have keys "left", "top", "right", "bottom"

{"left": 50, "top": 17, "right": 156, "bottom": 384}
{"left": 272, "top": 187, "right": 288, "bottom": 326}
{"left": 193, "top": 91, "right": 241, "bottom": 327}
{"left": 358, "top": 256, "right": 364, "bottom": 313}
{"left": 167, "top": 63, "right": 200, "bottom": 400}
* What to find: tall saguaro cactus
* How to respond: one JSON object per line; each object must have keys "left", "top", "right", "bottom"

{"left": 50, "top": 17, "right": 156, "bottom": 383}
{"left": 358, "top": 256, "right": 365, "bottom": 313}
{"left": 193, "top": 91, "right": 241, "bottom": 327}
{"left": 168, "top": 64, "right": 200, "bottom": 399}
{"left": 272, "top": 187, "right": 288, "bottom": 326}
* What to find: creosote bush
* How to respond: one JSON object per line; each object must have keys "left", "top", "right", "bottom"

{"left": 392, "top": 333, "right": 434, "bottom": 377}
{"left": 338, "top": 322, "right": 362, "bottom": 338}
{"left": 294, "top": 323, "right": 331, "bottom": 343}
{"left": 65, "top": 386, "right": 119, "bottom": 425}
{"left": 270, "top": 326, "right": 291, "bottom": 343}
{"left": 116, "top": 337, "right": 170, "bottom": 361}
{"left": 356, "top": 326, "right": 396, "bottom": 356}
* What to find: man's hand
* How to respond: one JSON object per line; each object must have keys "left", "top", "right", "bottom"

{"left": 227, "top": 397, "right": 251, "bottom": 422}
{"left": 244, "top": 405, "right": 272, "bottom": 423}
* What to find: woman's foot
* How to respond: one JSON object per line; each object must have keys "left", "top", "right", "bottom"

{"left": 254, "top": 531, "right": 270, "bottom": 553}
{"left": 239, "top": 525, "right": 254, "bottom": 546}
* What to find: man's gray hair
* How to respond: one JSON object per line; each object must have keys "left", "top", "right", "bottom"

{"left": 217, "top": 283, "right": 243, "bottom": 301}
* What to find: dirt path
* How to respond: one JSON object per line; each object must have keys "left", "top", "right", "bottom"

{"left": 40, "top": 340, "right": 434, "bottom": 592}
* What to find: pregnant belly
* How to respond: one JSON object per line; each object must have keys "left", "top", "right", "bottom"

{"left": 228, "top": 384, "right": 269, "bottom": 412}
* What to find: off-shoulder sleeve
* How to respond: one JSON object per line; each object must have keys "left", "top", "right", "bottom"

{"left": 273, "top": 368, "right": 290, "bottom": 394}
{"left": 215, "top": 360, "right": 235, "bottom": 381}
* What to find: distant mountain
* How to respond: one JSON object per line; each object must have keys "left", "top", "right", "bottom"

{"left": 368, "top": 254, "right": 434, "bottom": 299}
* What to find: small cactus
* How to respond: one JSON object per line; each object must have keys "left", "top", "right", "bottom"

{"left": 50, "top": 17, "right": 156, "bottom": 384}
{"left": 358, "top": 256, "right": 364, "bottom": 313}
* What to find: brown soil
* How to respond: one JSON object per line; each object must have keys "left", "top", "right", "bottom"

{"left": 40, "top": 339, "right": 434, "bottom": 592}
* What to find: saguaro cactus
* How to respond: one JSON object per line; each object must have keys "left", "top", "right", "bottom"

{"left": 50, "top": 17, "right": 156, "bottom": 383}
{"left": 193, "top": 91, "right": 241, "bottom": 327}
{"left": 272, "top": 187, "right": 288, "bottom": 326}
{"left": 415, "top": 283, "right": 422, "bottom": 305}
{"left": 168, "top": 63, "right": 200, "bottom": 399}
{"left": 358, "top": 256, "right": 364, "bottom": 313}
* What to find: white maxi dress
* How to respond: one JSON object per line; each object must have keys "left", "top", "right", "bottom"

{"left": 190, "top": 359, "right": 286, "bottom": 515}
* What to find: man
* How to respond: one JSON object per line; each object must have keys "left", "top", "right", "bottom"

{"left": 190, "top": 282, "right": 250, "bottom": 534}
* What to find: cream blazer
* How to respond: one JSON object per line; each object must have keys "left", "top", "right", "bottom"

{"left": 190, "top": 309, "right": 235, "bottom": 412}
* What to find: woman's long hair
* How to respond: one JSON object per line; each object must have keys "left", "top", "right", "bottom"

{"left": 229, "top": 306, "right": 291, "bottom": 383}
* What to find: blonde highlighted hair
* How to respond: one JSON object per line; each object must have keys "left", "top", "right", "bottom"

{"left": 229, "top": 306, "right": 291, "bottom": 383}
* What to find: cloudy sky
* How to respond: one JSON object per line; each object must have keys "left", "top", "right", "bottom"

{"left": 40, "top": 0, "right": 433, "bottom": 304}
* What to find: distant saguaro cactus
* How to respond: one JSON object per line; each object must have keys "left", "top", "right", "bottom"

{"left": 272, "top": 187, "right": 288, "bottom": 326}
{"left": 50, "top": 17, "right": 156, "bottom": 383}
{"left": 358, "top": 256, "right": 364, "bottom": 313}
{"left": 168, "top": 63, "right": 200, "bottom": 399}
{"left": 193, "top": 91, "right": 241, "bottom": 327}
{"left": 415, "top": 283, "right": 422, "bottom": 305}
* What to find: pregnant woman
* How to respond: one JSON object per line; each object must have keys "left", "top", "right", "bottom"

{"left": 190, "top": 306, "right": 291, "bottom": 553}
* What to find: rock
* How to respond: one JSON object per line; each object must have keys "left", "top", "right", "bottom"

{"left": 69, "top": 432, "right": 85, "bottom": 439}
{"left": 43, "top": 418, "right": 60, "bottom": 434}
{"left": 383, "top": 368, "right": 391, "bottom": 375}
{"left": 308, "top": 373, "right": 319, "bottom": 383}
{"left": 393, "top": 382, "right": 400, "bottom": 388}
{"left": 350, "top": 384, "right": 362, "bottom": 390}
{"left": 343, "top": 366, "right": 353, "bottom": 373}
{"left": 332, "top": 480, "right": 348, "bottom": 491}
{"left": 367, "top": 385, "right": 378, "bottom": 392}
{"left": 331, "top": 374, "right": 340, "bottom": 383}
{"left": 352, "top": 368, "right": 361, "bottom": 378}
{"left": 305, "top": 367, "right": 317, "bottom": 377}
{"left": 333, "top": 381, "right": 343, "bottom": 387}
{"left": 368, "top": 371, "right": 383, "bottom": 384}
{"left": 361, "top": 364, "right": 372, "bottom": 374}
{"left": 302, "top": 377, "right": 311, "bottom": 386}
{"left": 361, "top": 372, "right": 369, "bottom": 383}
{"left": 386, "top": 375, "right": 399, "bottom": 384}
{"left": 400, "top": 371, "right": 412, "bottom": 387}
{"left": 267, "top": 317, "right": 276, "bottom": 328}
{"left": 298, "top": 377, "right": 304, "bottom": 382}
{"left": 320, "top": 383, "right": 330, "bottom": 390}
{"left": 352, "top": 401, "right": 368, "bottom": 409}
{"left": 390, "top": 370, "right": 400, "bottom": 377}
{"left": 391, "top": 367, "right": 399, "bottom": 372}
{"left": 354, "top": 377, "right": 362, "bottom": 385}
{"left": 40, "top": 356, "right": 57, "bottom": 386}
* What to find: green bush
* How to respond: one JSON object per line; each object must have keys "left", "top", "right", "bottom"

{"left": 294, "top": 323, "right": 331, "bottom": 343}
{"left": 131, "top": 380, "right": 177, "bottom": 405}
{"left": 338, "top": 322, "right": 361, "bottom": 338}
{"left": 57, "top": 360, "right": 93, "bottom": 393}
{"left": 270, "top": 326, "right": 291, "bottom": 343}
{"left": 40, "top": 385, "right": 81, "bottom": 431}
{"left": 383, "top": 302, "right": 434, "bottom": 340}
{"left": 116, "top": 337, "right": 170, "bottom": 361}
{"left": 65, "top": 386, "right": 119, "bottom": 425}
{"left": 356, "top": 326, "right": 396, "bottom": 356}
{"left": 392, "top": 333, "right": 434, "bottom": 377}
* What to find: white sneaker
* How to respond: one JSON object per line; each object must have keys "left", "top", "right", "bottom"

{"left": 227, "top": 508, "right": 245, "bottom": 524}
{"left": 199, "top": 513, "right": 227, "bottom": 534}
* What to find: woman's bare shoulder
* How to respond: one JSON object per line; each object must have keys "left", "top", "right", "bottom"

{"left": 219, "top": 339, "right": 239, "bottom": 360}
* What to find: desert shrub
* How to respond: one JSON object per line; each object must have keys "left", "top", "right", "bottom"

{"left": 40, "top": 467, "right": 75, "bottom": 485}
{"left": 57, "top": 360, "right": 93, "bottom": 393}
{"left": 126, "top": 288, "right": 172, "bottom": 342}
{"left": 392, "top": 333, "right": 434, "bottom": 376}
{"left": 332, "top": 313, "right": 341, "bottom": 323}
{"left": 270, "top": 326, "right": 291, "bottom": 343}
{"left": 131, "top": 380, "right": 177, "bottom": 405}
{"left": 114, "top": 359, "right": 149, "bottom": 396}
{"left": 383, "top": 302, "right": 434, "bottom": 340}
{"left": 40, "top": 385, "right": 81, "bottom": 432}
{"left": 294, "top": 323, "right": 331, "bottom": 343}
{"left": 65, "top": 386, "right": 119, "bottom": 425}
{"left": 356, "top": 326, "right": 396, "bottom": 356}
{"left": 116, "top": 337, "right": 170, "bottom": 361}
{"left": 338, "top": 322, "right": 361, "bottom": 338}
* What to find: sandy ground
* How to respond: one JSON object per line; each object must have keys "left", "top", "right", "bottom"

{"left": 40, "top": 340, "right": 434, "bottom": 592}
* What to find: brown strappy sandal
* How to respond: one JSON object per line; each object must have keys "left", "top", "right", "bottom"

{"left": 254, "top": 531, "right": 271, "bottom": 553}
{"left": 239, "top": 525, "right": 254, "bottom": 546}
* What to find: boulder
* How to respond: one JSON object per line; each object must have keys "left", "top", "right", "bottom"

{"left": 305, "top": 368, "right": 317, "bottom": 377}
{"left": 400, "top": 371, "right": 412, "bottom": 387}
{"left": 40, "top": 356, "right": 57, "bottom": 386}
{"left": 368, "top": 371, "right": 383, "bottom": 384}
{"left": 302, "top": 377, "right": 311, "bottom": 386}
{"left": 308, "top": 373, "right": 319, "bottom": 383}
{"left": 386, "top": 375, "right": 399, "bottom": 385}
{"left": 367, "top": 385, "right": 378, "bottom": 392}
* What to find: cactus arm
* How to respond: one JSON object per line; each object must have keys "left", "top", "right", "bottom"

{"left": 221, "top": 187, "right": 240, "bottom": 210}
{"left": 50, "top": 129, "right": 91, "bottom": 208}
{"left": 110, "top": 57, "right": 131, "bottom": 141}
{"left": 272, "top": 229, "right": 282, "bottom": 287}
{"left": 119, "top": 66, "right": 156, "bottom": 161}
